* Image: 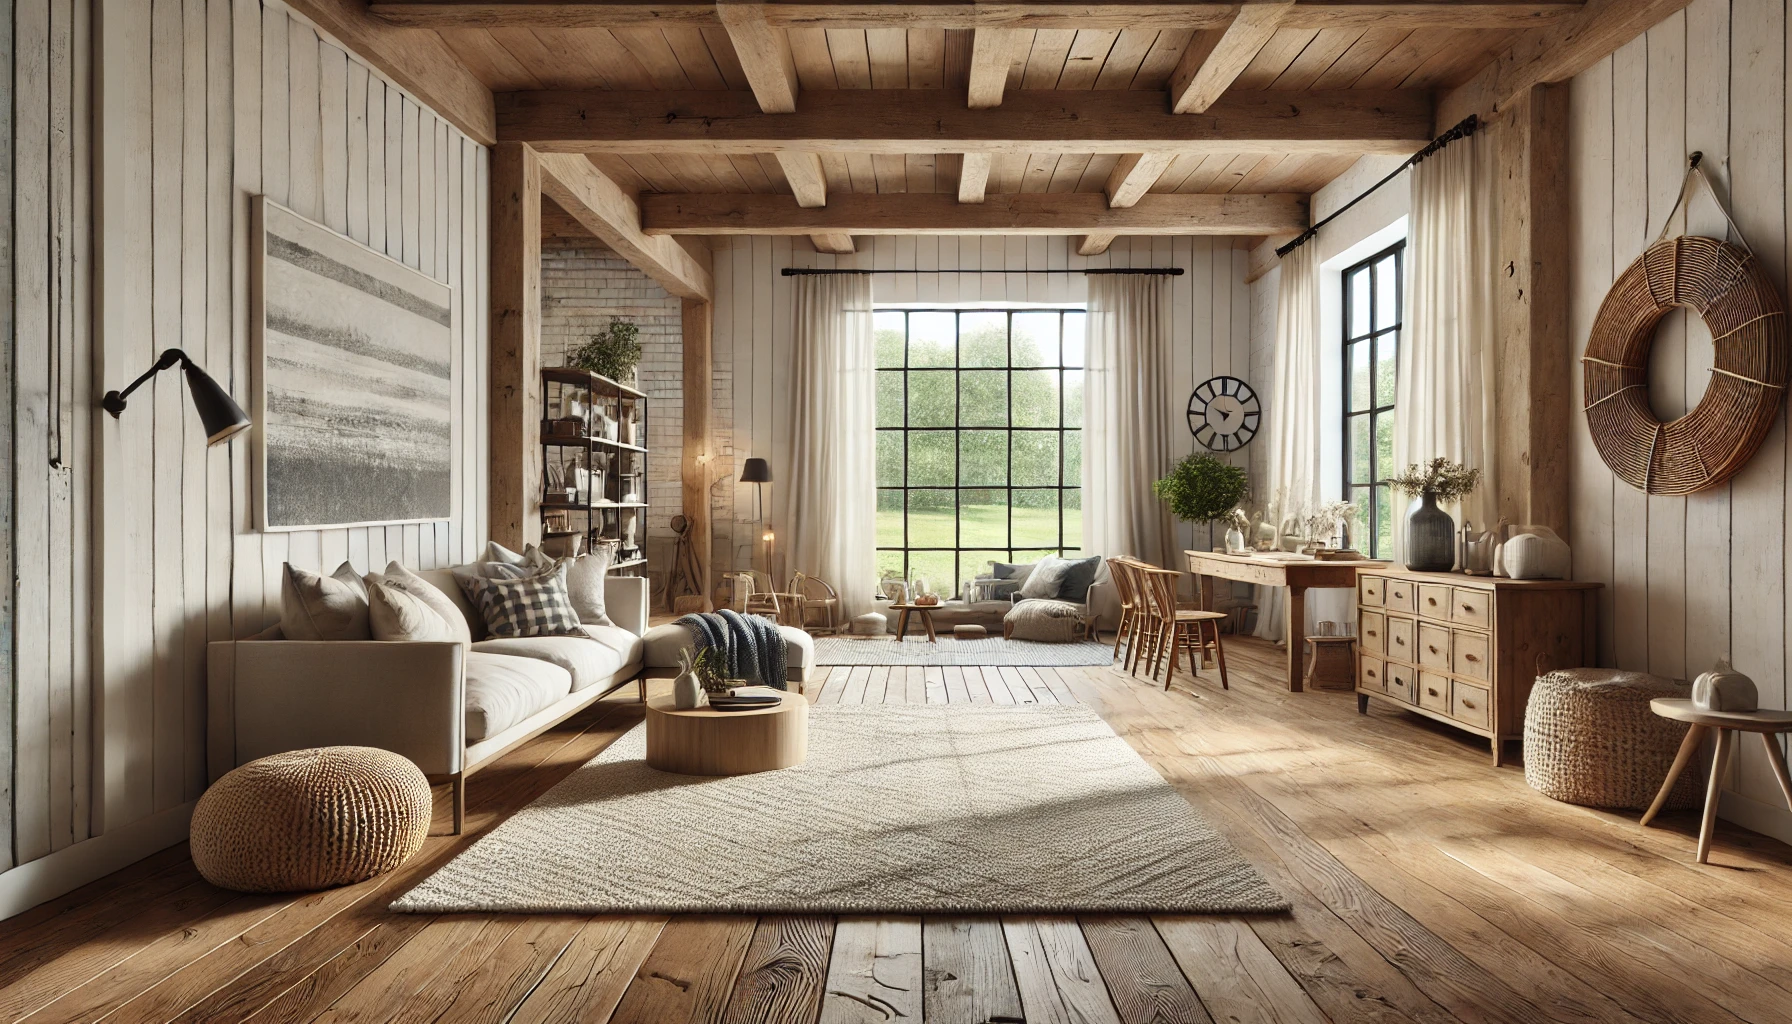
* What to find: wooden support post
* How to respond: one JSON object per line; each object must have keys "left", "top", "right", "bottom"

{"left": 1495, "top": 83, "right": 1570, "bottom": 536}
{"left": 681, "top": 297, "right": 714, "bottom": 608}
{"left": 490, "top": 142, "right": 542, "bottom": 551}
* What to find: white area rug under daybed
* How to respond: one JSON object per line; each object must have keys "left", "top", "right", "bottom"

{"left": 392, "top": 703, "right": 1287, "bottom": 915}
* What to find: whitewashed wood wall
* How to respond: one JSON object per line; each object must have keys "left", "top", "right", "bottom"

{"left": 1569, "top": 0, "right": 1791, "bottom": 840}
{"left": 709, "top": 235, "right": 1251, "bottom": 587}
{"left": 5, "top": 0, "right": 488, "bottom": 877}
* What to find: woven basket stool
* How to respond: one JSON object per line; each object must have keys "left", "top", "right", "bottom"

{"left": 191, "top": 746, "right": 433, "bottom": 892}
{"left": 1524, "top": 669, "right": 1705, "bottom": 811}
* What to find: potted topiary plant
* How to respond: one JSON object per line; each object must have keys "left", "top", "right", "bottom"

{"left": 1387, "top": 457, "right": 1482, "bottom": 572}
{"left": 570, "top": 318, "right": 643, "bottom": 385}
{"left": 1153, "top": 454, "right": 1249, "bottom": 542}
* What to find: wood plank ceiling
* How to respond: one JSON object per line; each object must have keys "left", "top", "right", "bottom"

{"left": 364, "top": 1, "right": 1587, "bottom": 249}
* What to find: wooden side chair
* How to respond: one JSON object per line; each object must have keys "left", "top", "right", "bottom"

{"left": 1139, "top": 566, "right": 1229, "bottom": 690}
{"left": 1112, "top": 558, "right": 1156, "bottom": 674}
{"left": 788, "top": 572, "right": 842, "bottom": 635}
{"left": 1106, "top": 557, "right": 1140, "bottom": 665}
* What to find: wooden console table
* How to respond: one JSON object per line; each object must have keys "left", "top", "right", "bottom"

{"left": 1185, "top": 551, "right": 1388, "bottom": 693}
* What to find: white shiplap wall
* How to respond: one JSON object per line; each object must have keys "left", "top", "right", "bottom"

{"left": 710, "top": 235, "right": 1252, "bottom": 588}
{"left": 5, "top": 0, "right": 487, "bottom": 892}
{"left": 1569, "top": 0, "right": 1791, "bottom": 842}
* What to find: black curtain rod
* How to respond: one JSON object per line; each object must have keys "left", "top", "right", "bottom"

{"left": 1276, "top": 114, "right": 1481, "bottom": 259}
{"left": 780, "top": 267, "right": 1183, "bottom": 276}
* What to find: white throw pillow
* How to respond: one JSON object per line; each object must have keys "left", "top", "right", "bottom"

{"left": 364, "top": 562, "right": 472, "bottom": 644}
{"left": 483, "top": 541, "right": 529, "bottom": 567}
{"left": 559, "top": 545, "right": 616, "bottom": 627}
{"left": 1019, "top": 556, "right": 1071, "bottom": 600}
{"left": 279, "top": 561, "right": 371, "bottom": 641}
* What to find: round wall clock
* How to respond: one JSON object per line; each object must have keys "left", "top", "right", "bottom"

{"left": 1187, "top": 375, "right": 1260, "bottom": 452}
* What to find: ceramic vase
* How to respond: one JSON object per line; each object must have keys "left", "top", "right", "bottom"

{"left": 1404, "top": 490, "right": 1455, "bottom": 572}
{"left": 1224, "top": 524, "right": 1247, "bottom": 554}
{"left": 672, "top": 650, "right": 704, "bottom": 710}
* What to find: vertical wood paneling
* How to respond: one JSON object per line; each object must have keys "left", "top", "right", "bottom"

{"left": 10, "top": 0, "right": 489, "bottom": 871}
{"left": 1566, "top": 0, "right": 1791, "bottom": 837}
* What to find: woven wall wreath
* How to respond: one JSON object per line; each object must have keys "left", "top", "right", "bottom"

{"left": 1583, "top": 162, "right": 1788, "bottom": 495}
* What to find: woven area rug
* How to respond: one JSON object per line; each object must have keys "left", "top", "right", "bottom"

{"left": 392, "top": 704, "right": 1286, "bottom": 915}
{"left": 813, "top": 635, "right": 1116, "bottom": 666}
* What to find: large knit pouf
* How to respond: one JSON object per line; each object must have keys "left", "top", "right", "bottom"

{"left": 1003, "top": 599, "right": 1084, "bottom": 642}
{"left": 851, "top": 612, "right": 887, "bottom": 636}
{"left": 1524, "top": 669, "right": 1704, "bottom": 810}
{"left": 191, "top": 746, "right": 433, "bottom": 892}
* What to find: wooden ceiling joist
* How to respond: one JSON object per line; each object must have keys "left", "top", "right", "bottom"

{"left": 370, "top": 0, "right": 1585, "bottom": 31}
{"left": 958, "top": 152, "right": 992, "bottom": 203}
{"left": 498, "top": 88, "right": 1434, "bottom": 155}
{"left": 967, "top": 28, "right": 1020, "bottom": 108}
{"left": 537, "top": 152, "right": 713, "bottom": 299}
{"left": 811, "top": 233, "right": 857, "bottom": 253}
{"left": 285, "top": 0, "right": 496, "bottom": 144}
{"left": 1169, "top": 0, "right": 1296, "bottom": 115}
{"left": 639, "top": 191, "right": 1308, "bottom": 236}
{"left": 1080, "top": 151, "right": 1175, "bottom": 256}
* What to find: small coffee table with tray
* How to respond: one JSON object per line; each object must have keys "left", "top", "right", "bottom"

{"left": 644, "top": 688, "right": 808, "bottom": 776}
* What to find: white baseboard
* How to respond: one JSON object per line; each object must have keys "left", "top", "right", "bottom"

{"left": 1719, "top": 789, "right": 1792, "bottom": 847}
{"left": 0, "top": 802, "right": 195, "bottom": 921}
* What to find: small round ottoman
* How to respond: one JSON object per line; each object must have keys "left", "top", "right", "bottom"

{"left": 1524, "top": 669, "right": 1705, "bottom": 810}
{"left": 191, "top": 746, "right": 433, "bottom": 892}
{"left": 852, "top": 611, "right": 888, "bottom": 636}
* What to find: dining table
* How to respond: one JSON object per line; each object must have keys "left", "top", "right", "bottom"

{"left": 1184, "top": 550, "right": 1390, "bottom": 692}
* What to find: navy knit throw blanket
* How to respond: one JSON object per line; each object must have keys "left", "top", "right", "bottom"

{"left": 674, "top": 609, "right": 788, "bottom": 689}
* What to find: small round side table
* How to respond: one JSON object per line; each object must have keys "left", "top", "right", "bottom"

{"left": 644, "top": 692, "right": 808, "bottom": 776}
{"left": 1642, "top": 698, "right": 1792, "bottom": 863}
{"left": 888, "top": 602, "right": 940, "bottom": 642}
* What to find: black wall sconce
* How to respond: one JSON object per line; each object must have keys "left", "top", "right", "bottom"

{"left": 101, "top": 348, "right": 251, "bottom": 445}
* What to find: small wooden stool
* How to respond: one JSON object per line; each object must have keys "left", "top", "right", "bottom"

{"left": 1642, "top": 698, "right": 1792, "bottom": 863}
{"left": 1304, "top": 636, "right": 1357, "bottom": 690}
{"left": 889, "top": 603, "right": 940, "bottom": 642}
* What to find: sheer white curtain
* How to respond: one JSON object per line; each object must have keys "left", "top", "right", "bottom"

{"left": 788, "top": 275, "right": 878, "bottom": 619}
{"left": 1396, "top": 132, "right": 1497, "bottom": 553}
{"left": 1084, "top": 274, "right": 1175, "bottom": 578}
{"left": 1254, "top": 243, "right": 1322, "bottom": 642}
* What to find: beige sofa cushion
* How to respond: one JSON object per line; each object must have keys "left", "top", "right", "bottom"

{"left": 579, "top": 623, "right": 647, "bottom": 667}
{"left": 279, "top": 562, "right": 370, "bottom": 641}
{"left": 471, "top": 635, "right": 629, "bottom": 693}
{"left": 464, "top": 652, "right": 572, "bottom": 742}
{"left": 366, "top": 563, "right": 472, "bottom": 645}
{"left": 413, "top": 567, "right": 485, "bottom": 639}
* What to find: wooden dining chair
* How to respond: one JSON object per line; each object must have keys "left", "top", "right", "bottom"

{"left": 1106, "top": 557, "right": 1140, "bottom": 664}
{"left": 788, "top": 572, "right": 842, "bottom": 635}
{"left": 1140, "top": 566, "right": 1230, "bottom": 690}
{"left": 1114, "top": 558, "right": 1156, "bottom": 674}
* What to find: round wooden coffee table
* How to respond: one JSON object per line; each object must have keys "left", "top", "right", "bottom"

{"left": 644, "top": 691, "right": 808, "bottom": 776}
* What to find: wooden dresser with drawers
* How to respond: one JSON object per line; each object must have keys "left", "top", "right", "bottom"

{"left": 1355, "top": 569, "right": 1602, "bottom": 765}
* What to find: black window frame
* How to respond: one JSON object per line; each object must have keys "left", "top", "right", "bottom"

{"left": 875, "top": 307, "right": 1085, "bottom": 595}
{"left": 1342, "top": 241, "right": 1403, "bottom": 559}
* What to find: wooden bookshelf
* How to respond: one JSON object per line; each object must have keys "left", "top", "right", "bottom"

{"left": 540, "top": 367, "right": 648, "bottom": 573}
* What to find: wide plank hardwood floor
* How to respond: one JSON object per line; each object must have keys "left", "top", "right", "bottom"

{"left": 5, "top": 636, "right": 1792, "bottom": 1023}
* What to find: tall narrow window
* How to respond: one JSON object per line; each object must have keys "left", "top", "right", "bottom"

{"left": 1343, "top": 242, "right": 1403, "bottom": 558}
{"left": 875, "top": 308, "right": 1085, "bottom": 595}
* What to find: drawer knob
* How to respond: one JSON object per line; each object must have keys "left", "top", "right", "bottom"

{"left": 1427, "top": 688, "right": 1439, "bottom": 697}
{"left": 1428, "top": 645, "right": 1440, "bottom": 654}
{"left": 1464, "top": 653, "right": 1480, "bottom": 662}
{"left": 1427, "top": 597, "right": 1437, "bottom": 605}
{"left": 1461, "top": 603, "right": 1475, "bottom": 612}
{"left": 1367, "top": 630, "right": 1378, "bottom": 637}
{"left": 1462, "top": 699, "right": 1477, "bottom": 709}
{"left": 1396, "top": 638, "right": 1406, "bottom": 646}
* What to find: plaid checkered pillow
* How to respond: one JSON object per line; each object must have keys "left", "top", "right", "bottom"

{"left": 465, "top": 562, "right": 584, "bottom": 638}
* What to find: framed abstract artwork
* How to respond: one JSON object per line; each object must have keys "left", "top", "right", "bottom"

{"left": 251, "top": 197, "right": 455, "bottom": 530}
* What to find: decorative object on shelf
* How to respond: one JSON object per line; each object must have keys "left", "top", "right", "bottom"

{"left": 101, "top": 347, "right": 250, "bottom": 447}
{"left": 1223, "top": 509, "right": 1249, "bottom": 554}
{"left": 1154, "top": 453, "right": 1250, "bottom": 528}
{"left": 1496, "top": 525, "right": 1571, "bottom": 580}
{"left": 1388, "top": 458, "right": 1482, "bottom": 572}
{"left": 1250, "top": 509, "right": 1277, "bottom": 551}
{"left": 673, "top": 648, "right": 706, "bottom": 710}
{"left": 540, "top": 366, "right": 648, "bottom": 570}
{"left": 1186, "top": 375, "right": 1261, "bottom": 452}
{"left": 548, "top": 416, "right": 583, "bottom": 438}
{"left": 1460, "top": 521, "right": 1496, "bottom": 575}
{"left": 1583, "top": 155, "right": 1789, "bottom": 496}
{"left": 1691, "top": 659, "right": 1759, "bottom": 713}
{"left": 253, "top": 197, "right": 451, "bottom": 529}
{"left": 570, "top": 317, "right": 643, "bottom": 385}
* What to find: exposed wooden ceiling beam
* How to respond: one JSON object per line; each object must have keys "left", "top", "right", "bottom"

{"left": 1077, "top": 235, "right": 1116, "bottom": 256}
{"left": 811, "top": 233, "right": 857, "bottom": 253}
{"left": 285, "top": 0, "right": 495, "bottom": 145}
{"left": 958, "top": 152, "right": 992, "bottom": 203}
{"left": 537, "top": 152, "right": 713, "bottom": 299}
{"left": 967, "top": 28, "right": 1020, "bottom": 108}
{"left": 370, "top": 1, "right": 1584, "bottom": 31}
{"left": 779, "top": 152, "right": 829, "bottom": 207}
{"left": 640, "top": 191, "right": 1309, "bottom": 236}
{"left": 498, "top": 88, "right": 1433, "bottom": 155}
{"left": 1104, "top": 152, "right": 1174, "bottom": 208}
{"left": 716, "top": 1, "right": 799, "bottom": 112}
{"left": 1169, "top": 0, "right": 1295, "bottom": 115}
{"left": 1437, "top": 0, "right": 1690, "bottom": 129}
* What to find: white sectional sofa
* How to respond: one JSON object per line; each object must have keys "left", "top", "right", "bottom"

{"left": 208, "top": 567, "right": 815, "bottom": 833}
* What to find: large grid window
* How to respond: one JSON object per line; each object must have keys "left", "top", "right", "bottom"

{"left": 876, "top": 308, "right": 1085, "bottom": 595}
{"left": 1343, "top": 242, "right": 1403, "bottom": 558}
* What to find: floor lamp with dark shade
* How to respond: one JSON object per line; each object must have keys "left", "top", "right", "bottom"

{"left": 742, "top": 457, "right": 773, "bottom": 574}
{"left": 102, "top": 347, "right": 251, "bottom": 445}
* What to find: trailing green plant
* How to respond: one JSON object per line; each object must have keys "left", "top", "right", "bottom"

{"left": 1387, "top": 457, "right": 1482, "bottom": 501}
{"left": 692, "top": 646, "right": 731, "bottom": 694}
{"left": 570, "top": 318, "right": 643, "bottom": 382}
{"left": 1153, "top": 453, "right": 1250, "bottom": 523}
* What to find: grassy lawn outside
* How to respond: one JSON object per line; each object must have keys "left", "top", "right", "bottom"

{"left": 876, "top": 504, "right": 1084, "bottom": 593}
